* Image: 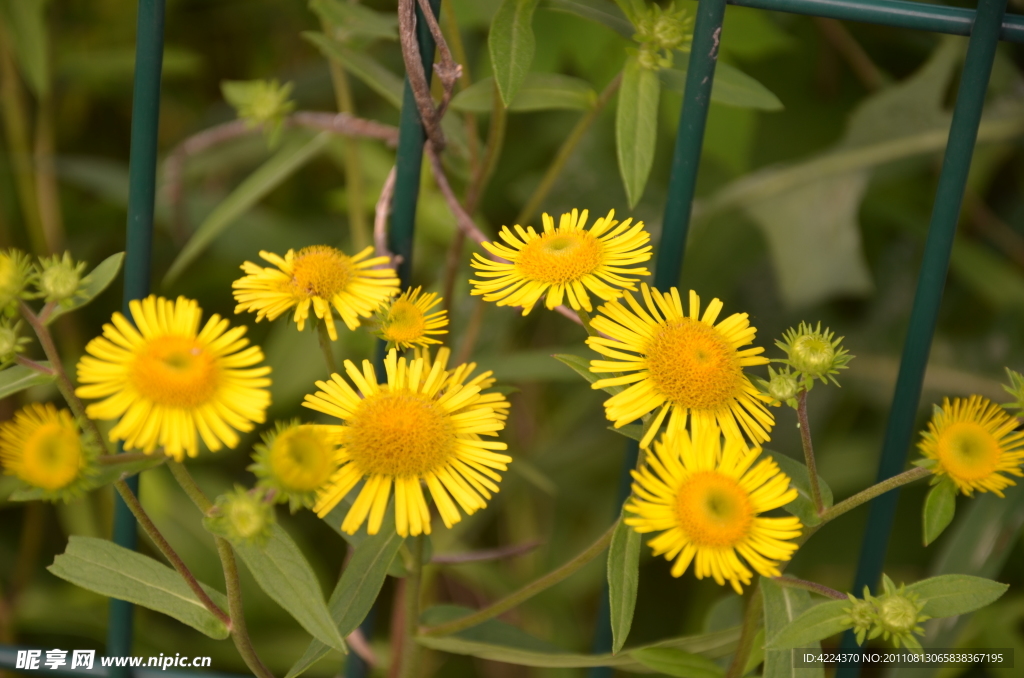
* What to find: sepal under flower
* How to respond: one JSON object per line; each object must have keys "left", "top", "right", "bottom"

{"left": 249, "top": 420, "right": 342, "bottom": 512}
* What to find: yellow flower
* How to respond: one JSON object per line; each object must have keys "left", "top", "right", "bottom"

{"left": 233, "top": 245, "right": 400, "bottom": 341}
{"left": 917, "top": 395, "right": 1024, "bottom": 496}
{"left": 307, "top": 348, "right": 511, "bottom": 537}
{"left": 625, "top": 423, "right": 802, "bottom": 594}
{"left": 587, "top": 284, "right": 773, "bottom": 449}
{"left": 76, "top": 295, "right": 272, "bottom": 461}
{"left": 249, "top": 420, "right": 342, "bottom": 512}
{"left": 469, "top": 208, "right": 652, "bottom": 315}
{"left": 374, "top": 287, "right": 448, "bottom": 350}
{"left": 0, "top": 403, "right": 92, "bottom": 497}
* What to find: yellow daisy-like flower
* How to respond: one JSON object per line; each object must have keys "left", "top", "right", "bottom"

{"left": 76, "top": 295, "right": 272, "bottom": 461}
{"left": 232, "top": 245, "right": 400, "bottom": 341}
{"left": 588, "top": 284, "right": 773, "bottom": 449}
{"left": 307, "top": 348, "right": 511, "bottom": 537}
{"left": 625, "top": 423, "right": 803, "bottom": 594}
{"left": 374, "top": 287, "right": 448, "bottom": 350}
{"left": 249, "top": 420, "right": 342, "bottom": 512}
{"left": 0, "top": 403, "right": 90, "bottom": 494}
{"left": 917, "top": 395, "right": 1024, "bottom": 497}
{"left": 469, "top": 208, "right": 652, "bottom": 315}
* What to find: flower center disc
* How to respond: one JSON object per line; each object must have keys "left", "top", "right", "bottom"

{"left": 344, "top": 390, "right": 456, "bottom": 477}
{"left": 271, "top": 428, "right": 335, "bottom": 491}
{"left": 23, "top": 422, "right": 81, "bottom": 490}
{"left": 291, "top": 246, "right": 354, "bottom": 299}
{"left": 384, "top": 300, "right": 426, "bottom": 343}
{"left": 675, "top": 472, "right": 753, "bottom": 548}
{"left": 131, "top": 336, "right": 220, "bottom": 408}
{"left": 645, "top": 318, "right": 744, "bottom": 409}
{"left": 516, "top": 232, "right": 604, "bottom": 284}
{"left": 937, "top": 422, "right": 1001, "bottom": 481}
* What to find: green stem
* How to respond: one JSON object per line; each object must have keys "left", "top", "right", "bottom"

{"left": 421, "top": 519, "right": 619, "bottom": 637}
{"left": 216, "top": 537, "right": 276, "bottom": 678}
{"left": 515, "top": 72, "right": 622, "bottom": 227}
{"left": 98, "top": 452, "right": 154, "bottom": 465}
{"left": 398, "top": 536, "right": 425, "bottom": 678}
{"left": 726, "top": 584, "right": 763, "bottom": 678}
{"left": 772, "top": 575, "right": 846, "bottom": 600}
{"left": 818, "top": 466, "right": 931, "bottom": 524}
{"left": 113, "top": 479, "right": 230, "bottom": 626}
{"left": 317, "top": 320, "right": 338, "bottom": 375}
{"left": 796, "top": 390, "right": 825, "bottom": 515}
{"left": 167, "top": 460, "right": 214, "bottom": 512}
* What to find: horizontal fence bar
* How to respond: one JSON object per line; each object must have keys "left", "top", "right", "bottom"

{"left": 729, "top": 0, "right": 1024, "bottom": 42}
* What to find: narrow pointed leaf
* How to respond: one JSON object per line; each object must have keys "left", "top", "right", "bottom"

{"left": 922, "top": 478, "right": 956, "bottom": 546}
{"left": 302, "top": 32, "right": 403, "bottom": 107}
{"left": 762, "top": 577, "right": 825, "bottom": 678}
{"left": 767, "top": 599, "right": 851, "bottom": 650}
{"left": 164, "top": 132, "right": 331, "bottom": 284}
{"left": 234, "top": 523, "right": 348, "bottom": 653}
{"left": 616, "top": 55, "right": 660, "bottom": 207}
{"left": 608, "top": 519, "right": 641, "bottom": 653}
{"left": 0, "top": 363, "right": 55, "bottom": 399}
{"left": 0, "top": 0, "right": 49, "bottom": 97}
{"left": 660, "top": 64, "right": 783, "bottom": 111}
{"left": 905, "top": 575, "right": 1009, "bottom": 618}
{"left": 451, "top": 74, "right": 596, "bottom": 113}
{"left": 48, "top": 536, "right": 229, "bottom": 639}
{"left": 631, "top": 648, "right": 723, "bottom": 678}
{"left": 47, "top": 252, "right": 125, "bottom": 324}
{"left": 544, "top": 0, "right": 633, "bottom": 37}
{"left": 489, "top": 0, "right": 541, "bottom": 106}
{"left": 10, "top": 454, "right": 165, "bottom": 501}
{"left": 309, "top": 0, "right": 398, "bottom": 41}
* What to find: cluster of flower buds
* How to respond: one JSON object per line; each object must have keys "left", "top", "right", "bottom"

{"left": 1001, "top": 367, "right": 1024, "bottom": 416}
{"left": 204, "top": 486, "right": 277, "bottom": 547}
{"left": 763, "top": 321, "right": 853, "bottom": 405}
{"left": 632, "top": 2, "right": 693, "bottom": 70}
{"left": 221, "top": 79, "right": 296, "bottom": 147}
{"left": 843, "top": 575, "right": 929, "bottom": 649}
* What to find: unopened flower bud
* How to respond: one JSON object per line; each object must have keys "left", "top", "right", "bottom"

{"left": 843, "top": 589, "right": 880, "bottom": 645}
{"left": 777, "top": 321, "right": 853, "bottom": 387}
{"left": 767, "top": 366, "right": 800, "bottom": 405}
{"left": 221, "top": 79, "right": 296, "bottom": 147}
{"left": 0, "top": 250, "right": 32, "bottom": 312}
{"left": 204, "top": 486, "right": 275, "bottom": 546}
{"left": 37, "top": 253, "right": 86, "bottom": 305}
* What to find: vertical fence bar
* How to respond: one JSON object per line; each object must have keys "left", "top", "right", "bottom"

{"left": 349, "top": 2, "right": 441, "bottom": 677}
{"left": 106, "top": 0, "right": 165, "bottom": 672}
{"left": 589, "top": 1, "right": 729, "bottom": 673}
{"left": 837, "top": 0, "right": 1008, "bottom": 673}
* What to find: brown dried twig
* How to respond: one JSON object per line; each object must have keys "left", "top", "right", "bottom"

{"left": 373, "top": 166, "right": 399, "bottom": 265}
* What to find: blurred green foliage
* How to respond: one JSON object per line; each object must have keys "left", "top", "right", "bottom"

{"left": 1, "top": 0, "right": 1024, "bottom": 677}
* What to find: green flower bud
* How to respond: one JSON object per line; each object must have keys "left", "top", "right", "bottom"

{"left": 776, "top": 321, "right": 853, "bottom": 387}
{"left": 875, "top": 575, "right": 929, "bottom": 649}
{"left": 766, "top": 366, "right": 800, "bottom": 406}
{"left": 204, "top": 486, "right": 276, "bottom": 547}
{"left": 0, "top": 249, "right": 33, "bottom": 313}
{"left": 221, "top": 79, "right": 296, "bottom": 147}
{"left": 631, "top": 3, "right": 693, "bottom": 72}
{"left": 843, "top": 590, "right": 880, "bottom": 645}
{"left": 1001, "top": 367, "right": 1024, "bottom": 415}
{"left": 0, "top": 319, "right": 29, "bottom": 367}
{"left": 36, "top": 252, "right": 87, "bottom": 305}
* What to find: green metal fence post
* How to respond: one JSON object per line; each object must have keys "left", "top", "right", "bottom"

{"left": 106, "top": 0, "right": 164, "bottom": 672}
{"left": 837, "top": 0, "right": 1008, "bottom": 673}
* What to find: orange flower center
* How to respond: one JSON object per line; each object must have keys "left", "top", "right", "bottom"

{"left": 645, "top": 318, "right": 744, "bottom": 410}
{"left": 675, "top": 471, "right": 753, "bottom": 548}
{"left": 936, "top": 422, "right": 1001, "bottom": 482}
{"left": 291, "top": 246, "right": 354, "bottom": 299}
{"left": 515, "top": 232, "right": 604, "bottom": 284}
{"left": 131, "top": 336, "right": 220, "bottom": 408}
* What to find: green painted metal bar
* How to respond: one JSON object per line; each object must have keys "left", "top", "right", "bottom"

{"left": 837, "top": 0, "right": 1008, "bottom": 673}
{"left": 655, "top": 0, "right": 729, "bottom": 287}
{"left": 106, "top": 0, "right": 165, "bottom": 674}
{"left": 729, "top": 0, "right": 1024, "bottom": 42}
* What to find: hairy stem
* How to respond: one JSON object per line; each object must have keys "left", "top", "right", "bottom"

{"left": 317, "top": 320, "right": 338, "bottom": 375}
{"left": 421, "top": 519, "right": 619, "bottom": 637}
{"left": 167, "top": 460, "right": 214, "bottom": 513}
{"left": 796, "top": 390, "right": 825, "bottom": 515}
{"left": 397, "top": 536, "right": 425, "bottom": 678}
{"left": 515, "top": 72, "right": 622, "bottom": 226}
{"left": 726, "top": 585, "right": 763, "bottom": 678}
{"left": 819, "top": 467, "right": 931, "bottom": 524}
{"left": 113, "top": 479, "right": 230, "bottom": 626}
{"left": 216, "top": 537, "right": 276, "bottom": 678}
{"left": 772, "top": 575, "right": 846, "bottom": 600}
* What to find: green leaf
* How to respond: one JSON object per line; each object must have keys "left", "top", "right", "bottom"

{"left": 922, "top": 478, "right": 956, "bottom": 546}
{"left": 761, "top": 451, "right": 833, "bottom": 526}
{"left": 451, "top": 74, "right": 596, "bottom": 113}
{"left": 608, "top": 518, "right": 641, "bottom": 653}
{"left": 0, "top": 363, "right": 55, "bottom": 399}
{"left": 761, "top": 577, "right": 825, "bottom": 678}
{"left": 489, "top": 0, "right": 541, "bottom": 107}
{"left": 630, "top": 648, "right": 723, "bottom": 678}
{"left": 616, "top": 55, "right": 660, "bottom": 208}
{"left": 610, "top": 424, "right": 643, "bottom": 441}
{"left": 164, "top": 132, "right": 331, "bottom": 284}
{"left": 234, "top": 523, "right": 348, "bottom": 653}
{"left": 10, "top": 454, "right": 166, "bottom": 502}
{"left": 302, "top": 32, "right": 404, "bottom": 108}
{"left": 543, "top": 0, "right": 633, "bottom": 38}
{"left": 309, "top": 0, "right": 398, "bottom": 42}
{"left": 321, "top": 496, "right": 410, "bottom": 577}
{"left": 660, "top": 63, "right": 783, "bottom": 111}
{"left": 767, "top": 599, "right": 851, "bottom": 650}
{"left": 46, "top": 252, "right": 125, "bottom": 324}
{"left": 0, "top": 0, "right": 49, "bottom": 97}
{"left": 417, "top": 605, "right": 739, "bottom": 669}
{"left": 48, "top": 536, "right": 229, "bottom": 639}
{"left": 905, "top": 575, "right": 1009, "bottom": 619}
{"left": 286, "top": 526, "right": 404, "bottom": 678}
